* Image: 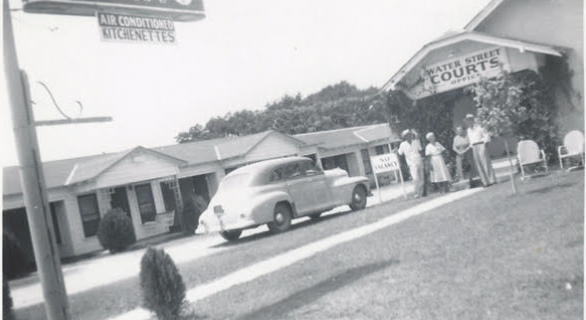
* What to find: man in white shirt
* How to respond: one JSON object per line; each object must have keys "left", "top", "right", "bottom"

{"left": 465, "top": 114, "right": 496, "bottom": 186}
{"left": 398, "top": 129, "right": 424, "bottom": 198}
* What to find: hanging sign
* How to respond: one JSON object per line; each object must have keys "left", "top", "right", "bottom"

{"left": 23, "top": 0, "right": 205, "bottom": 22}
{"left": 406, "top": 46, "right": 510, "bottom": 100}
{"left": 98, "top": 12, "right": 176, "bottom": 44}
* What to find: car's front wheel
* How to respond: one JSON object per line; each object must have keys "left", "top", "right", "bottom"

{"left": 220, "top": 230, "right": 242, "bottom": 242}
{"left": 267, "top": 203, "right": 292, "bottom": 234}
{"left": 349, "top": 185, "right": 367, "bottom": 211}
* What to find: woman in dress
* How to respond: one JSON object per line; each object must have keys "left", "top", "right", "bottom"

{"left": 425, "top": 132, "right": 451, "bottom": 193}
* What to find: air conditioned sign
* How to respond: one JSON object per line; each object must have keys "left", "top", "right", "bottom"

{"left": 98, "top": 12, "right": 176, "bottom": 44}
{"left": 406, "top": 46, "right": 510, "bottom": 100}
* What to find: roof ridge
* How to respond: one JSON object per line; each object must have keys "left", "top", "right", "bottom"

{"left": 294, "top": 124, "right": 381, "bottom": 136}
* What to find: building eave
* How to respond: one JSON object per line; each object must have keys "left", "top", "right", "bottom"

{"left": 381, "top": 31, "right": 565, "bottom": 93}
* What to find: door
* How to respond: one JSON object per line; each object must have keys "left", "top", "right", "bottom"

{"left": 110, "top": 187, "right": 131, "bottom": 219}
{"left": 285, "top": 161, "right": 330, "bottom": 215}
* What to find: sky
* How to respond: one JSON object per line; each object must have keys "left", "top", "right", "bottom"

{"left": 1, "top": 0, "right": 491, "bottom": 167}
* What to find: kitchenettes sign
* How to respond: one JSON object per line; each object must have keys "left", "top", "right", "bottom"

{"left": 406, "top": 46, "right": 510, "bottom": 100}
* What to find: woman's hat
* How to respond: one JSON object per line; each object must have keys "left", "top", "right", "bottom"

{"left": 401, "top": 129, "right": 411, "bottom": 138}
{"left": 464, "top": 114, "right": 475, "bottom": 120}
{"left": 425, "top": 132, "right": 435, "bottom": 140}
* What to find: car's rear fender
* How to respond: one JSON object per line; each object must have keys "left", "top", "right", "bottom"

{"left": 249, "top": 191, "right": 293, "bottom": 223}
{"left": 329, "top": 176, "right": 370, "bottom": 205}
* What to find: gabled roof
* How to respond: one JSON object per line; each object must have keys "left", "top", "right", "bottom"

{"left": 295, "top": 124, "right": 398, "bottom": 150}
{"left": 464, "top": 0, "right": 507, "bottom": 32}
{"left": 3, "top": 124, "right": 394, "bottom": 197}
{"left": 381, "top": 31, "right": 564, "bottom": 92}
{"left": 64, "top": 146, "right": 187, "bottom": 186}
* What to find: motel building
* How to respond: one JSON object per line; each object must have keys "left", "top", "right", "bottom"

{"left": 2, "top": 124, "right": 399, "bottom": 262}
{"left": 382, "top": 0, "right": 584, "bottom": 159}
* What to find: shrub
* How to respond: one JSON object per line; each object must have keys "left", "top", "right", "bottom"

{"left": 182, "top": 195, "right": 208, "bottom": 234}
{"left": 97, "top": 208, "right": 136, "bottom": 253}
{"left": 3, "top": 230, "right": 29, "bottom": 279}
{"left": 139, "top": 247, "right": 186, "bottom": 320}
{"left": 3, "top": 275, "right": 14, "bottom": 320}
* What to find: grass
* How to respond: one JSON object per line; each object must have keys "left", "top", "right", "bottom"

{"left": 191, "top": 171, "right": 583, "bottom": 319}
{"left": 13, "top": 171, "right": 583, "bottom": 320}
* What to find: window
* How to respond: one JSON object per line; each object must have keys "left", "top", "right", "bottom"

{"left": 269, "top": 167, "right": 284, "bottom": 183}
{"left": 135, "top": 184, "right": 156, "bottom": 223}
{"left": 375, "top": 145, "right": 390, "bottom": 155}
{"left": 302, "top": 161, "right": 322, "bottom": 175}
{"left": 77, "top": 194, "right": 101, "bottom": 237}
{"left": 160, "top": 182, "right": 177, "bottom": 213}
{"left": 49, "top": 202, "right": 62, "bottom": 244}
{"left": 284, "top": 163, "right": 304, "bottom": 179}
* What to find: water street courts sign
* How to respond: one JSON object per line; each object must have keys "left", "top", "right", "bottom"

{"left": 99, "top": 12, "right": 176, "bottom": 44}
{"left": 23, "top": 0, "right": 205, "bottom": 21}
{"left": 406, "top": 46, "right": 510, "bottom": 100}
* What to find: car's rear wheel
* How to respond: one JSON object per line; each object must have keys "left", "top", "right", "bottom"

{"left": 349, "top": 185, "right": 367, "bottom": 211}
{"left": 220, "top": 230, "right": 242, "bottom": 242}
{"left": 309, "top": 212, "right": 322, "bottom": 220}
{"left": 267, "top": 203, "right": 292, "bottom": 234}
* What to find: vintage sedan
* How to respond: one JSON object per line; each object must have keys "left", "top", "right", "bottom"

{"left": 198, "top": 157, "right": 371, "bottom": 241}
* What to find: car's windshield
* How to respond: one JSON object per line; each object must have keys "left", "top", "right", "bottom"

{"left": 219, "top": 173, "right": 251, "bottom": 190}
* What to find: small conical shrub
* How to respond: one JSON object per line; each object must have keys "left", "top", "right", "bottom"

{"left": 3, "top": 275, "right": 14, "bottom": 320}
{"left": 139, "top": 247, "right": 186, "bottom": 320}
{"left": 97, "top": 208, "right": 136, "bottom": 253}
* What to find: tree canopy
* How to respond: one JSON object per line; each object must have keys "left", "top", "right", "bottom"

{"left": 175, "top": 81, "right": 389, "bottom": 143}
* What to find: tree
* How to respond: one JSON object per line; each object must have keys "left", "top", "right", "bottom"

{"left": 175, "top": 81, "right": 387, "bottom": 143}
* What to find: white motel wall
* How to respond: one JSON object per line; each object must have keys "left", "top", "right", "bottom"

{"left": 2, "top": 124, "right": 399, "bottom": 261}
{"left": 383, "top": 0, "right": 584, "bottom": 159}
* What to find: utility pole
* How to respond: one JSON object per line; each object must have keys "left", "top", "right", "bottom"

{"left": 3, "top": 0, "right": 71, "bottom": 318}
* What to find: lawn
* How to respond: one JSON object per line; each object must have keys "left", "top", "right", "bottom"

{"left": 12, "top": 170, "right": 583, "bottom": 320}
{"left": 191, "top": 171, "right": 583, "bottom": 320}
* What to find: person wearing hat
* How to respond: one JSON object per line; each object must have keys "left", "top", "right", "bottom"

{"left": 398, "top": 129, "right": 424, "bottom": 198}
{"left": 425, "top": 132, "right": 451, "bottom": 193}
{"left": 464, "top": 114, "right": 496, "bottom": 187}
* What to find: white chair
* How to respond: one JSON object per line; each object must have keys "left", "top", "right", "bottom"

{"left": 517, "top": 140, "right": 548, "bottom": 179}
{"left": 558, "top": 130, "right": 585, "bottom": 170}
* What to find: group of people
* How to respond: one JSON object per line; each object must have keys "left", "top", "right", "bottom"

{"left": 397, "top": 114, "right": 496, "bottom": 198}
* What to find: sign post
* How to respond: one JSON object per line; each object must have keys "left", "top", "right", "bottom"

{"left": 4, "top": 0, "right": 204, "bottom": 317}
{"left": 370, "top": 152, "right": 407, "bottom": 203}
{"left": 4, "top": 1, "right": 70, "bottom": 318}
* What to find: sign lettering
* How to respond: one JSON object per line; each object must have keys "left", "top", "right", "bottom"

{"left": 98, "top": 12, "right": 176, "bottom": 44}
{"left": 371, "top": 153, "right": 401, "bottom": 174}
{"left": 406, "top": 46, "right": 510, "bottom": 100}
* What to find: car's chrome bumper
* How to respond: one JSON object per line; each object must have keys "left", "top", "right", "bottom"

{"left": 199, "top": 215, "right": 256, "bottom": 233}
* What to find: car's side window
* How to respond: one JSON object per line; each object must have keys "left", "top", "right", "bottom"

{"left": 269, "top": 167, "right": 284, "bottom": 183}
{"left": 284, "top": 163, "right": 304, "bottom": 179}
{"left": 304, "top": 161, "right": 322, "bottom": 175}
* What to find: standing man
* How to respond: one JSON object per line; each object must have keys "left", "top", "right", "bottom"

{"left": 465, "top": 114, "right": 496, "bottom": 187}
{"left": 398, "top": 129, "right": 424, "bottom": 198}
{"left": 452, "top": 126, "right": 470, "bottom": 181}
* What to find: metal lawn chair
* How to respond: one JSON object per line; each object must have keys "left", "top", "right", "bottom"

{"left": 558, "top": 130, "right": 585, "bottom": 170}
{"left": 517, "top": 140, "right": 548, "bottom": 179}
